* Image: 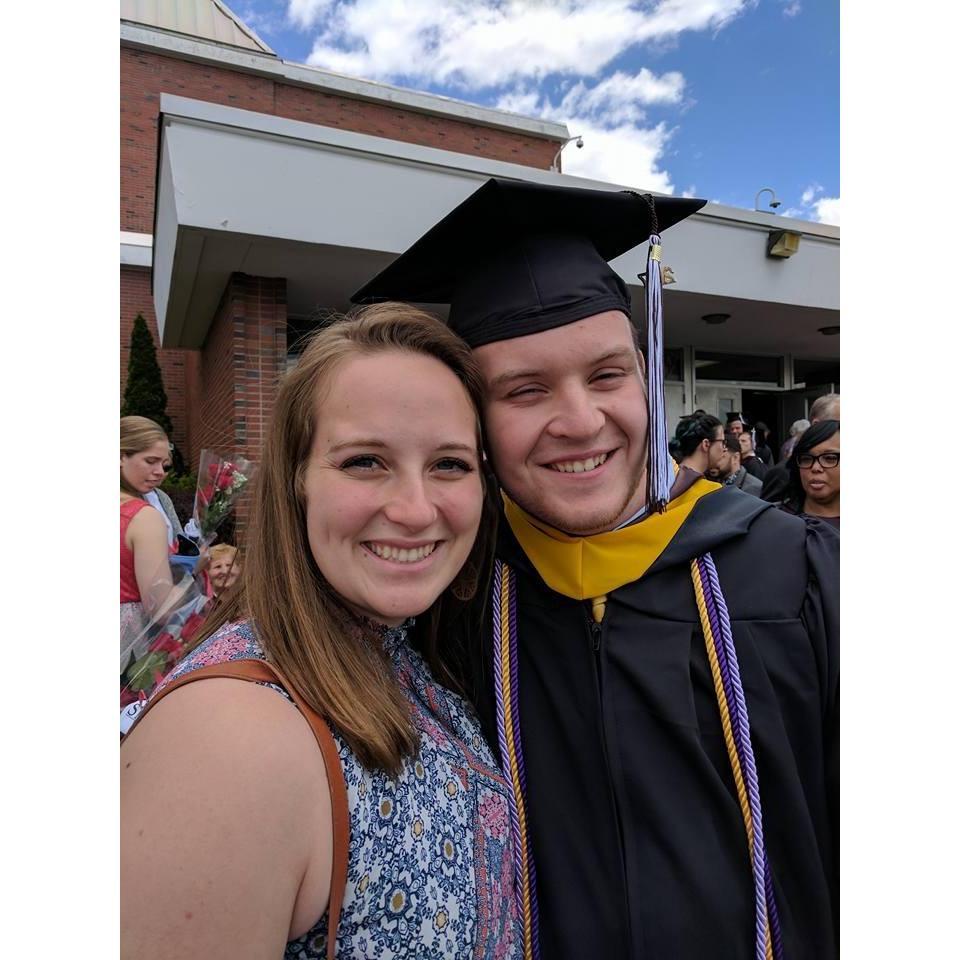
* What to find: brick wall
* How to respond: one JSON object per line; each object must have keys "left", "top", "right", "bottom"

{"left": 190, "top": 273, "right": 288, "bottom": 470}
{"left": 120, "top": 265, "right": 194, "bottom": 453}
{"left": 121, "top": 46, "right": 558, "bottom": 234}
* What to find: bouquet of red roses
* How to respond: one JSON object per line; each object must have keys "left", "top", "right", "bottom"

{"left": 120, "top": 573, "right": 212, "bottom": 733}
{"left": 192, "top": 450, "right": 255, "bottom": 547}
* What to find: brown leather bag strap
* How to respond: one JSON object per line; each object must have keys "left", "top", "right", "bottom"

{"left": 126, "top": 660, "right": 348, "bottom": 960}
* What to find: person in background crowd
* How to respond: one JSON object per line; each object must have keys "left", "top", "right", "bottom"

{"left": 737, "top": 429, "right": 767, "bottom": 481}
{"left": 121, "top": 304, "right": 520, "bottom": 960}
{"left": 781, "top": 420, "right": 840, "bottom": 530}
{"left": 144, "top": 484, "right": 184, "bottom": 550}
{"left": 725, "top": 411, "right": 746, "bottom": 436}
{"left": 352, "top": 178, "right": 839, "bottom": 960}
{"left": 120, "top": 416, "right": 175, "bottom": 665}
{"left": 203, "top": 543, "right": 241, "bottom": 598}
{"left": 780, "top": 418, "right": 811, "bottom": 463}
{"left": 763, "top": 392, "right": 840, "bottom": 503}
{"left": 753, "top": 421, "right": 774, "bottom": 467}
{"left": 673, "top": 412, "right": 727, "bottom": 480}
{"left": 809, "top": 392, "right": 840, "bottom": 423}
{"left": 705, "top": 434, "right": 763, "bottom": 496}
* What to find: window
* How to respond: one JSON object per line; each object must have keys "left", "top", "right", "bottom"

{"left": 793, "top": 358, "right": 840, "bottom": 389}
{"left": 694, "top": 351, "right": 783, "bottom": 386}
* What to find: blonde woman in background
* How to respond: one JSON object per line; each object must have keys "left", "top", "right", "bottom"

{"left": 120, "top": 416, "right": 174, "bottom": 664}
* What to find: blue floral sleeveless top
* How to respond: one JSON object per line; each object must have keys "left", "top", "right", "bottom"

{"left": 163, "top": 619, "right": 521, "bottom": 960}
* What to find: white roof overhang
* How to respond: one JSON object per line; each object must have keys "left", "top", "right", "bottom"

{"left": 153, "top": 95, "right": 839, "bottom": 358}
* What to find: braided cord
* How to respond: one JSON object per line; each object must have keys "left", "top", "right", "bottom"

{"left": 691, "top": 560, "right": 755, "bottom": 848}
{"left": 508, "top": 572, "right": 541, "bottom": 958}
{"left": 699, "top": 554, "right": 782, "bottom": 960}
{"left": 691, "top": 555, "right": 781, "bottom": 960}
{"left": 492, "top": 560, "right": 540, "bottom": 960}
{"left": 491, "top": 562, "right": 524, "bottom": 917}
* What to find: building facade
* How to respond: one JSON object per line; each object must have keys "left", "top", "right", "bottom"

{"left": 121, "top": 1, "right": 839, "bottom": 471}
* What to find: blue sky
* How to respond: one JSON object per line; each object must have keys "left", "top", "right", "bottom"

{"left": 234, "top": 1, "right": 839, "bottom": 223}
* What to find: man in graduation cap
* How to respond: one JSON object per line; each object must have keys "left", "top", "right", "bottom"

{"left": 353, "top": 178, "right": 838, "bottom": 960}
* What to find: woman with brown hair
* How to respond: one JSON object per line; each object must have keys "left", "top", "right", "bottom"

{"left": 120, "top": 415, "right": 175, "bottom": 664}
{"left": 121, "top": 305, "right": 520, "bottom": 959}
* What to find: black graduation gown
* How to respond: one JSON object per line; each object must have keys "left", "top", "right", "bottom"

{"left": 476, "top": 485, "right": 839, "bottom": 960}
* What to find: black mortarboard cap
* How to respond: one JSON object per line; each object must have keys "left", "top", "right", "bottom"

{"left": 351, "top": 178, "right": 705, "bottom": 348}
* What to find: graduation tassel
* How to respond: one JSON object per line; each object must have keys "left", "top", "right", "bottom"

{"left": 642, "top": 203, "right": 672, "bottom": 512}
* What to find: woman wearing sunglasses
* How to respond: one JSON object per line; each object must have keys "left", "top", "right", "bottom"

{"left": 120, "top": 415, "right": 175, "bottom": 663}
{"left": 782, "top": 419, "right": 840, "bottom": 530}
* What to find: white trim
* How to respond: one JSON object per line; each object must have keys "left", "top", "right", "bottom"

{"left": 121, "top": 22, "right": 570, "bottom": 141}
{"left": 158, "top": 95, "right": 838, "bottom": 243}
{"left": 121, "top": 232, "right": 152, "bottom": 267}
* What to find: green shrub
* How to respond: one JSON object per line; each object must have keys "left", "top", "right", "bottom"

{"left": 122, "top": 314, "right": 186, "bottom": 474}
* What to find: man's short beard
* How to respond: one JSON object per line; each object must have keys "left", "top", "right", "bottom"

{"left": 505, "top": 462, "right": 648, "bottom": 536}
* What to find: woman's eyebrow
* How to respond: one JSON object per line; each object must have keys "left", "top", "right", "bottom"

{"left": 327, "top": 439, "right": 476, "bottom": 454}
{"left": 327, "top": 438, "right": 388, "bottom": 453}
{"left": 433, "top": 442, "right": 477, "bottom": 454}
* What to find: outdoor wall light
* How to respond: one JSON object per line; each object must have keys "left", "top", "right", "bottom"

{"left": 767, "top": 230, "right": 802, "bottom": 258}
{"left": 550, "top": 135, "right": 584, "bottom": 172}
{"left": 818, "top": 325, "right": 840, "bottom": 336}
{"left": 701, "top": 313, "right": 731, "bottom": 325}
{"left": 754, "top": 187, "right": 781, "bottom": 211}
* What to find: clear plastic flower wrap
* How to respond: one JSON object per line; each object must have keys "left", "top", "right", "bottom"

{"left": 120, "top": 450, "right": 255, "bottom": 734}
{"left": 120, "top": 571, "right": 211, "bottom": 734}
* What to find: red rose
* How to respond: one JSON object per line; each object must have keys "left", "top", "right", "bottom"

{"left": 153, "top": 632, "right": 181, "bottom": 656}
{"left": 180, "top": 612, "right": 206, "bottom": 645}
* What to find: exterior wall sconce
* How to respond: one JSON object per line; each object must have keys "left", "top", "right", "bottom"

{"left": 818, "top": 325, "right": 840, "bottom": 336}
{"left": 701, "top": 313, "right": 730, "bottom": 325}
{"left": 767, "top": 230, "right": 802, "bottom": 258}
{"left": 754, "top": 187, "right": 781, "bottom": 211}
{"left": 550, "top": 135, "right": 584, "bottom": 172}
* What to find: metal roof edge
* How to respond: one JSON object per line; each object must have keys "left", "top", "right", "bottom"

{"left": 122, "top": 23, "right": 570, "bottom": 141}
{"left": 211, "top": 0, "right": 275, "bottom": 55}
{"left": 157, "top": 96, "right": 838, "bottom": 242}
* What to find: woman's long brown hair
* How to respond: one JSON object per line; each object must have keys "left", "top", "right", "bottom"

{"left": 197, "top": 303, "right": 498, "bottom": 776}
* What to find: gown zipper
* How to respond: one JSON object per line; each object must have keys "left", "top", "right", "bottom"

{"left": 587, "top": 602, "right": 636, "bottom": 955}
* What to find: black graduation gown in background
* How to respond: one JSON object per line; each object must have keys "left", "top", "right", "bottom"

{"left": 476, "top": 485, "right": 839, "bottom": 960}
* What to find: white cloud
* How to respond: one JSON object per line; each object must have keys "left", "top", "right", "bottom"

{"left": 494, "top": 88, "right": 544, "bottom": 117}
{"left": 681, "top": 184, "right": 698, "bottom": 198}
{"left": 789, "top": 183, "right": 839, "bottom": 225}
{"left": 285, "top": 1, "right": 755, "bottom": 193}
{"left": 237, "top": 3, "right": 291, "bottom": 37}
{"left": 295, "top": 0, "right": 750, "bottom": 89}
{"left": 558, "top": 120, "right": 675, "bottom": 192}
{"left": 813, "top": 196, "right": 839, "bottom": 225}
{"left": 288, "top": 0, "right": 334, "bottom": 29}
{"left": 781, "top": 1, "right": 802, "bottom": 17}
{"left": 560, "top": 69, "right": 685, "bottom": 124}
{"left": 495, "top": 74, "right": 679, "bottom": 192}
